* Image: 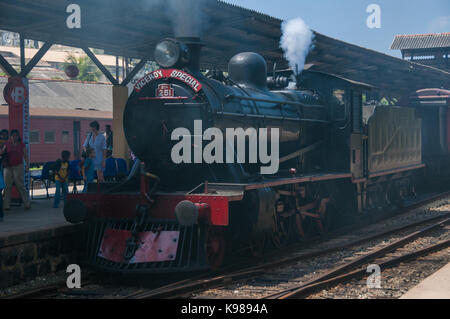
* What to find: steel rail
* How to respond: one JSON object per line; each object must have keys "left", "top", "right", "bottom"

{"left": 271, "top": 239, "right": 450, "bottom": 299}
{"left": 129, "top": 213, "right": 450, "bottom": 299}
{"left": 7, "top": 192, "right": 450, "bottom": 299}
{"left": 266, "top": 218, "right": 450, "bottom": 299}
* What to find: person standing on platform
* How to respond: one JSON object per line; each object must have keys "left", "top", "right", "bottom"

{"left": 0, "top": 130, "right": 9, "bottom": 148}
{"left": 82, "top": 148, "right": 95, "bottom": 193}
{"left": 53, "top": 150, "right": 71, "bottom": 208}
{"left": 83, "top": 121, "right": 107, "bottom": 182}
{"left": 1, "top": 130, "right": 31, "bottom": 210}
{"left": 105, "top": 124, "right": 113, "bottom": 152}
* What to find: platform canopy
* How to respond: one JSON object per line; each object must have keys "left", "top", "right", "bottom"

{"left": 0, "top": 0, "right": 449, "bottom": 98}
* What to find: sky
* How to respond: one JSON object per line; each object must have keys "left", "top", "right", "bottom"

{"left": 224, "top": 0, "right": 450, "bottom": 57}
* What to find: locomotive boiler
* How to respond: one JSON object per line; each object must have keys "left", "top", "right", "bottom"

{"left": 124, "top": 37, "right": 330, "bottom": 189}
{"left": 64, "top": 37, "right": 424, "bottom": 273}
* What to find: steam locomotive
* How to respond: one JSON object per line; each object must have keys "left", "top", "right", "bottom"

{"left": 64, "top": 37, "right": 447, "bottom": 273}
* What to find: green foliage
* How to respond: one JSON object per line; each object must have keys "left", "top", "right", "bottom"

{"left": 64, "top": 53, "right": 102, "bottom": 82}
{"left": 379, "top": 97, "right": 398, "bottom": 106}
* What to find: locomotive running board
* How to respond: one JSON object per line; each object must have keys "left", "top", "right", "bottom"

{"left": 188, "top": 172, "right": 351, "bottom": 196}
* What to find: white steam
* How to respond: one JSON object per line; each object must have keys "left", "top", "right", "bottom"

{"left": 142, "top": 0, "right": 212, "bottom": 38}
{"left": 168, "top": 0, "right": 210, "bottom": 37}
{"left": 280, "top": 18, "right": 314, "bottom": 74}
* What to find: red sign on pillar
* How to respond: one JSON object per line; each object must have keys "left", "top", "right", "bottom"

{"left": 3, "top": 76, "right": 30, "bottom": 196}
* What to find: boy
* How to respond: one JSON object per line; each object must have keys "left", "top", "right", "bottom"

{"left": 53, "top": 150, "right": 71, "bottom": 208}
{"left": 82, "top": 148, "right": 95, "bottom": 193}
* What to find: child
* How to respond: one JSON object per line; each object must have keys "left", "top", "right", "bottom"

{"left": 53, "top": 150, "right": 71, "bottom": 208}
{"left": 82, "top": 148, "right": 95, "bottom": 193}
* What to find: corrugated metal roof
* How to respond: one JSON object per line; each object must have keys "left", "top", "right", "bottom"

{"left": 0, "top": 76, "right": 113, "bottom": 112}
{"left": 1, "top": 0, "right": 449, "bottom": 97}
{"left": 391, "top": 33, "right": 450, "bottom": 50}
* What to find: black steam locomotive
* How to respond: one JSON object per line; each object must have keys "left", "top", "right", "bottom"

{"left": 65, "top": 37, "right": 431, "bottom": 273}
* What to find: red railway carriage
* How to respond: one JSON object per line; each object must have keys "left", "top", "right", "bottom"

{"left": 402, "top": 89, "right": 450, "bottom": 180}
{"left": 0, "top": 76, "right": 113, "bottom": 164}
{"left": 0, "top": 109, "right": 111, "bottom": 163}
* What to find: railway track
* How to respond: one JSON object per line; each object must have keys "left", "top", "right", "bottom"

{"left": 128, "top": 193, "right": 450, "bottom": 299}
{"left": 4, "top": 191, "right": 450, "bottom": 299}
{"left": 132, "top": 214, "right": 450, "bottom": 299}
{"left": 266, "top": 218, "right": 450, "bottom": 299}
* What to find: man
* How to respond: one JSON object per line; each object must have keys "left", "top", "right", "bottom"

{"left": 1, "top": 130, "right": 31, "bottom": 210}
{"left": 83, "top": 121, "right": 107, "bottom": 182}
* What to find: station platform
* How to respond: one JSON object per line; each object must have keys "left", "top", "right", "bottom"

{"left": 0, "top": 187, "right": 84, "bottom": 289}
{"left": 401, "top": 263, "right": 450, "bottom": 299}
{"left": 1, "top": 189, "right": 69, "bottom": 237}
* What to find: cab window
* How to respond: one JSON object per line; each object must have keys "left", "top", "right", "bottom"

{"left": 332, "top": 88, "right": 347, "bottom": 120}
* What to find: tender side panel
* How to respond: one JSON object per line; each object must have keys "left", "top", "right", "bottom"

{"left": 367, "top": 106, "right": 422, "bottom": 175}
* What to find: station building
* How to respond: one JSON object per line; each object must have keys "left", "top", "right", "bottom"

{"left": 391, "top": 32, "right": 450, "bottom": 72}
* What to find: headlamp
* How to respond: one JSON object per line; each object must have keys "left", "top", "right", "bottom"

{"left": 154, "top": 38, "right": 190, "bottom": 68}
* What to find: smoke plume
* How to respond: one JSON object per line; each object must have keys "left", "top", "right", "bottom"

{"left": 280, "top": 17, "right": 314, "bottom": 74}
{"left": 168, "top": 0, "right": 211, "bottom": 37}
{"left": 142, "top": 0, "right": 212, "bottom": 38}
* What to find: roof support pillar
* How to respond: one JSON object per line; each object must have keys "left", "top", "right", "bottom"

{"left": 19, "top": 41, "right": 53, "bottom": 77}
{"left": 121, "top": 58, "right": 147, "bottom": 86}
{"left": 112, "top": 85, "right": 129, "bottom": 163}
{"left": 20, "top": 34, "right": 26, "bottom": 70}
{"left": 0, "top": 54, "right": 18, "bottom": 77}
{"left": 82, "top": 46, "right": 119, "bottom": 86}
{"left": 116, "top": 56, "right": 119, "bottom": 81}
{"left": 4, "top": 76, "right": 31, "bottom": 196}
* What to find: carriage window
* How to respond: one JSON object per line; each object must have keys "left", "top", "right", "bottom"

{"left": 332, "top": 89, "right": 347, "bottom": 120}
{"left": 62, "top": 131, "right": 70, "bottom": 144}
{"left": 44, "top": 131, "right": 55, "bottom": 144}
{"left": 30, "top": 131, "right": 40, "bottom": 144}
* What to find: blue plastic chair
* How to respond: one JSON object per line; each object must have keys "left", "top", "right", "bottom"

{"left": 103, "top": 157, "right": 118, "bottom": 181}
{"left": 31, "top": 161, "right": 55, "bottom": 199}
{"left": 116, "top": 158, "right": 128, "bottom": 180}
{"left": 68, "top": 160, "right": 83, "bottom": 193}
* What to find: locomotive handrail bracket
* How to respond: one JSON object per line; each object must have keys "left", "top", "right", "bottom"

{"left": 243, "top": 172, "right": 352, "bottom": 190}
{"left": 162, "top": 102, "right": 209, "bottom": 107}
{"left": 225, "top": 94, "right": 326, "bottom": 109}
{"left": 214, "top": 111, "right": 330, "bottom": 124}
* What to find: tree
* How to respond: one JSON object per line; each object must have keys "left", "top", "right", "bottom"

{"left": 64, "top": 53, "right": 102, "bottom": 82}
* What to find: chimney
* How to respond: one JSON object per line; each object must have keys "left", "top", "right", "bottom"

{"left": 177, "top": 37, "right": 203, "bottom": 74}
